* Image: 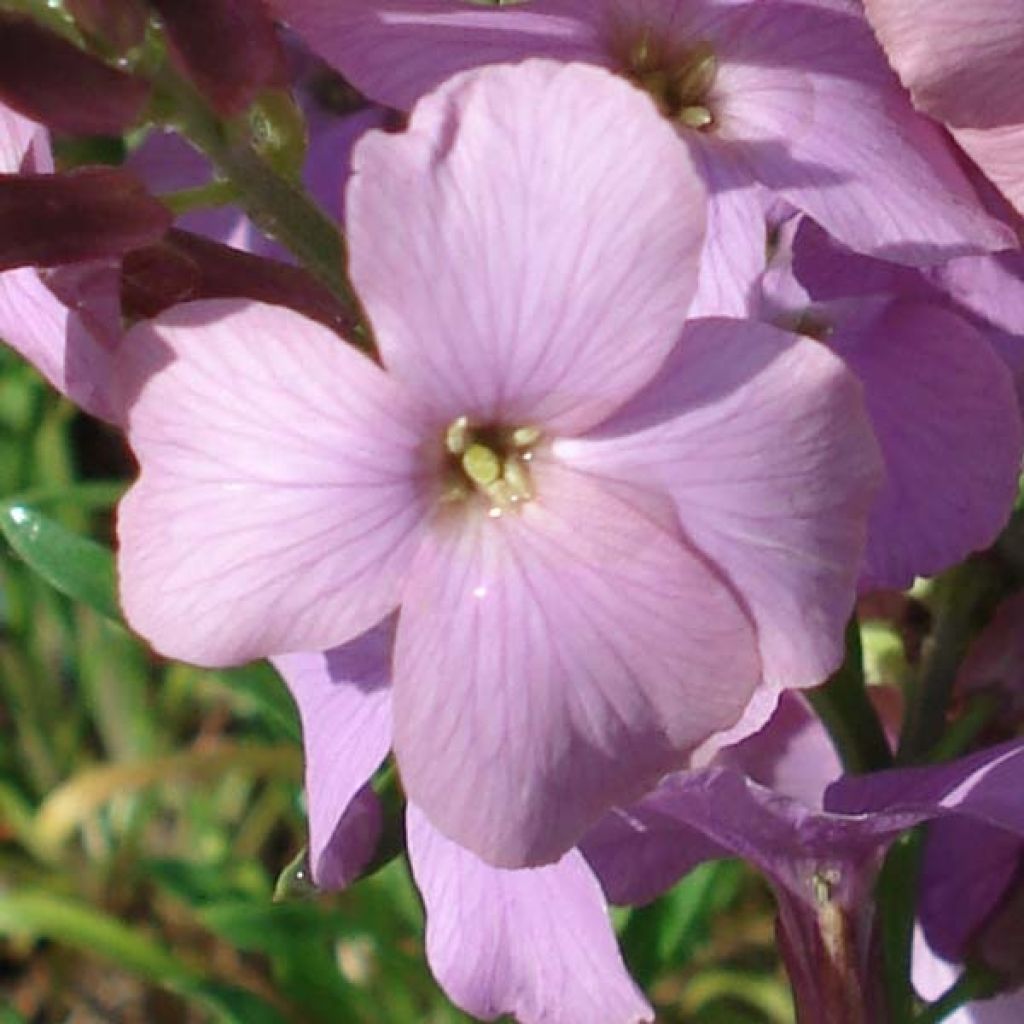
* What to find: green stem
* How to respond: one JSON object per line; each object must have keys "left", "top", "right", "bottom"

{"left": 877, "top": 829, "right": 925, "bottom": 1024}
{"left": 160, "top": 179, "right": 239, "bottom": 215}
{"left": 148, "top": 64, "right": 364, "bottom": 329}
{"left": 898, "top": 563, "right": 999, "bottom": 763}
{"left": 914, "top": 965, "right": 1002, "bottom": 1024}
{"left": 807, "top": 618, "right": 893, "bottom": 774}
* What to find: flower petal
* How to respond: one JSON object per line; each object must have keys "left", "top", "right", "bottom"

{"left": 0, "top": 263, "right": 119, "bottom": 422}
{"left": 828, "top": 300, "right": 1023, "bottom": 590}
{"left": 266, "top": 0, "right": 608, "bottom": 111}
{"left": 116, "top": 300, "right": 430, "bottom": 666}
{"left": 406, "top": 803, "right": 652, "bottom": 1024}
{"left": 951, "top": 123, "right": 1024, "bottom": 218}
{"left": 394, "top": 462, "right": 759, "bottom": 867}
{"left": 348, "top": 59, "right": 706, "bottom": 435}
{"left": 272, "top": 619, "right": 394, "bottom": 889}
{"left": 863, "top": 0, "right": 1024, "bottom": 130}
{"left": 739, "top": 0, "right": 1014, "bottom": 260}
{"left": 557, "top": 319, "right": 882, "bottom": 689}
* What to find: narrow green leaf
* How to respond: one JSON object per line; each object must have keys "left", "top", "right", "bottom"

{"left": 0, "top": 890, "right": 290, "bottom": 1024}
{"left": 0, "top": 503, "right": 119, "bottom": 620}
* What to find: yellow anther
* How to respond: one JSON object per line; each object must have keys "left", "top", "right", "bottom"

{"left": 446, "top": 415, "right": 471, "bottom": 456}
{"left": 502, "top": 456, "right": 534, "bottom": 502}
{"left": 679, "top": 105, "right": 714, "bottom": 130}
{"left": 462, "top": 444, "right": 501, "bottom": 487}
{"left": 511, "top": 425, "right": 541, "bottom": 449}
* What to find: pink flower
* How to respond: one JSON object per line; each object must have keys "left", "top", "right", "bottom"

{"left": 267, "top": 0, "right": 1016, "bottom": 316}
{"left": 116, "top": 61, "right": 881, "bottom": 866}
{"left": 864, "top": 0, "right": 1024, "bottom": 217}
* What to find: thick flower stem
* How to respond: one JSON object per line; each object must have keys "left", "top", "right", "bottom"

{"left": 774, "top": 881, "right": 889, "bottom": 1024}
{"left": 148, "top": 62, "right": 367, "bottom": 335}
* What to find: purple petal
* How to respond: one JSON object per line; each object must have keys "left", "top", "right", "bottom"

{"left": 730, "top": 1, "right": 1014, "bottom": 259}
{"left": 0, "top": 263, "right": 119, "bottom": 422}
{"left": 347, "top": 59, "right": 706, "bottom": 435}
{"left": 557, "top": 319, "right": 882, "bottom": 690}
{"left": 826, "top": 741, "right": 1024, "bottom": 835}
{"left": 266, "top": 0, "right": 609, "bottom": 111}
{"left": 919, "top": 817, "right": 1021, "bottom": 963}
{"left": 827, "top": 300, "right": 1023, "bottom": 590}
{"left": 272, "top": 619, "right": 394, "bottom": 889}
{"left": 394, "top": 462, "right": 759, "bottom": 867}
{"left": 0, "top": 101, "right": 39, "bottom": 174}
{"left": 406, "top": 804, "right": 652, "bottom": 1024}
{"left": 116, "top": 300, "right": 431, "bottom": 666}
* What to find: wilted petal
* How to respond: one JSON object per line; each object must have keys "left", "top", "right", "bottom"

{"left": 67, "top": 0, "right": 148, "bottom": 53}
{"left": 117, "top": 300, "right": 431, "bottom": 666}
{"left": 348, "top": 60, "right": 706, "bottom": 435}
{"left": 121, "top": 229, "right": 357, "bottom": 338}
{"left": 0, "top": 13, "right": 149, "bottom": 135}
{"left": 406, "top": 804, "right": 652, "bottom": 1024}
{"left": 828, "top": 300, "right": 1022, "bottom": 590}
{"left": 272, "top": 619, "right": 394, "bottom": 889}
{"left": 0, "top": 169, "right": 172, "bottom": 271}
{"left": 149, "top": 0, "right": 286, "bottom": 115}
{"left": 267, "top": 0, "right": 608, "bottom": 111}
{"left": 394, "top": 462, "right": 759, "bottom": 867}
{"left": 558, "top": 319, "right": 882, "bottom": 689}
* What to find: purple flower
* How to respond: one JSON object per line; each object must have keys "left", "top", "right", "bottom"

{"left": 267, "top": 0, "right": 1015, "bottom": 317}
{"left": 114, "top": 61, "right": 881, "bottom": 866}
{"left": 757, "top": 216, "right": 1024, "bottom": 591}
{"left": 584, "top": 694, "right": 1024, "bottom": 1022}
{"left": 276, "top": 621, "right": 656, "bottom": 1023}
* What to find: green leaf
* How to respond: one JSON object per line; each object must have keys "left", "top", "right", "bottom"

{"left": 0, "top": 502, "right": 119, "bottom": 620}
{"left": 0, "top": 890, "right": 289, "bottom": 1024}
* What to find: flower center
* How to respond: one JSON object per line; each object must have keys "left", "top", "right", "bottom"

{"left": 624, "top": 31, "right": 719, "bottom": 131}
{"left": 443, "top": 416, "right": 541, "bottom": 517}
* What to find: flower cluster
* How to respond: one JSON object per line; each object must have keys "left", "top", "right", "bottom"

{"left": 1, "top": 0, "right": 1023, "bottom": 1021}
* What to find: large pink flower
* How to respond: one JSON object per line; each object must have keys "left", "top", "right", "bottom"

{"left": 267, "top": 0, "right": 1015, "bottom": 316}
{"left": 116, "top": 61, "right": 881, "bottom": 866}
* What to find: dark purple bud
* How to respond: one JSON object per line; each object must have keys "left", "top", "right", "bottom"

{"left": 67, "top": 0, "right": 149, "bottom": 54}
{"left": 0, "top": 13, "right": 150, "bottom": 136}
{"left": 122, "top": 229, "right": 356, "bottom": 336}
{"left": 0, "top": 169, "right": 172, "bottom": 270}
{"left": 148, "top": 0, "right": 286, "bottom": 115}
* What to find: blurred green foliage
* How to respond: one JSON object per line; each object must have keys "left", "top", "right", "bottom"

{"left": 0, "top": 349, "right": 792, "bottom": 1021}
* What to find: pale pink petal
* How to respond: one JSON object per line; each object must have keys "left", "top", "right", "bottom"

{"left": 407, "top": 804, "right": 651, "bottom": 1024}
{"left": 952, "top": 123, "right": 1024, "bottom": 217}
{"left": 0, "top": 100, "right": 38, "bottom": 172}
{"left": 394, "top": 462, "right": 759, "bottom": 867}
{"left": 741, "top": 1, "right": 1015, "bottom": 261}
{"left": 557, "top": 319, "right": 882, "bottom": 690}
{"left": 271, "top": 619, "right": 394, "bottom": 889}
{"left": 863, "top": 0, "right": 1024, "bottom": 130}
{"left": 828, "top": 300, "right": 1023, "bottom": 591}
{"left": 116, "top": 300, "right": 430, "bottom": 667}
{"left": 266, "top": 0, "right": 609, "bottom": 111}
{"left": 688, "top": 151, "right": 767, "bottom": 318}
{"left": 0, "top": 263, "right": 119, "bottom": 422}
{"left": 347, "top": 60, "right": 706, "bottom": 435}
